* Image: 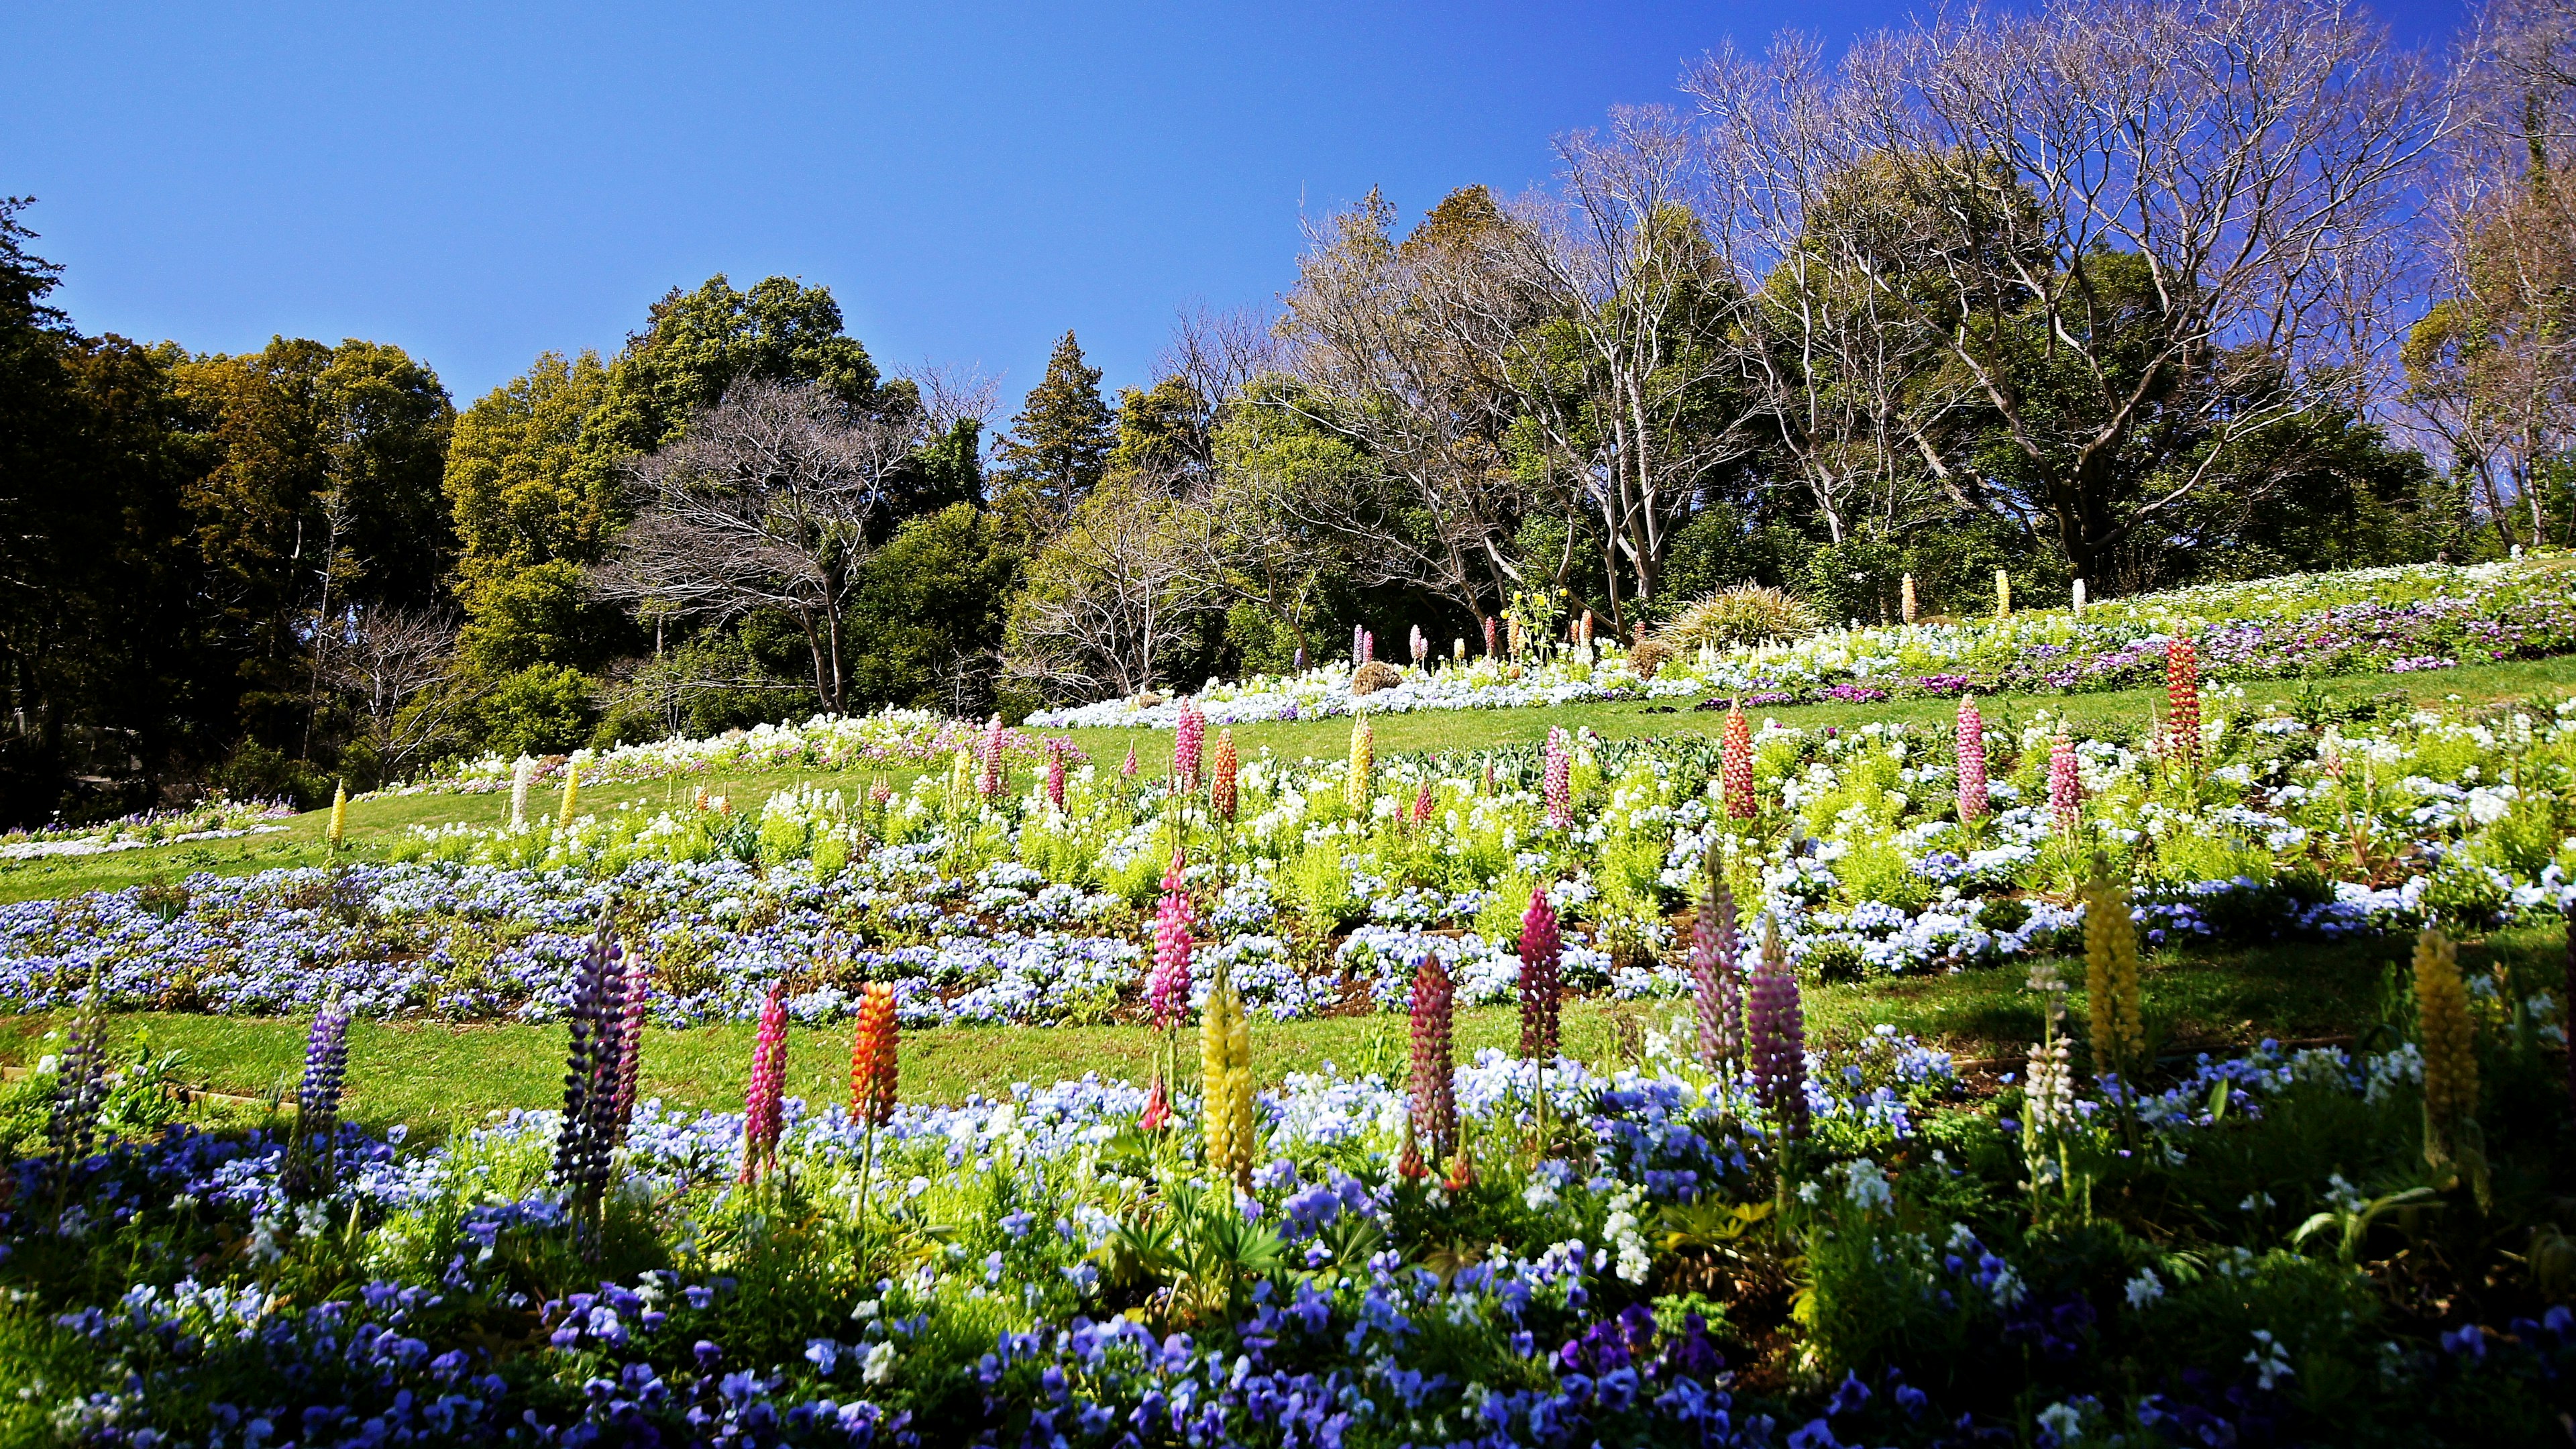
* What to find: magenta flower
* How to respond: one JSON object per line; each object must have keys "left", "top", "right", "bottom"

{"left": 1045, "top": 742, "right": 1067, "bottom": 812}
{"left": 1175, "top": 700, "right": 1204, "bottom": 792}
{"left": 977, "top": 714, "right": 1006, "bottom": 798}
{"left": 2049, "top": 732, "right": 2082, "bottom": 835}
{"left": 739, "top": 984, "right": 788, "bottom": 1184}
{"left": 1745, "top": 919, "right": 1807, "bottom": 1136}
{"left": 1519, "top": 886, "right": 1562, "bottom": 1061}
{"left": 1146, "top": 871, "right": 1194, "bottom": 1034}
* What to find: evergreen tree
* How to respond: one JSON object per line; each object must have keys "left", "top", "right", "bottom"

{"left": 993, "top": 331, "right": 1116, "bottom": 540}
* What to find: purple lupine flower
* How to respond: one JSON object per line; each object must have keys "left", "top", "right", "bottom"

{"left": 609, "top": 947, "right": 650, "bottom": 1136}
{"left": 555, "top": 918, "right": 627, "bottom": 1212}
{"left": 285, "top": 998, "right": 352, "bottom": 1197}
{"left": 1689, "top": 869, "right": 1742, "bottom": 1072}
{"left": 45, "top": 980, "right": 110, "bottom": 1193}
{"left": 1745, "top": 918, "right": 1807, "bottom": 1136}
{"left": 1519, "top": 887, "right": 1562, "bottom": 1061}
{"left": 1956, "top": 694, "right": 1988, "bottom": 822}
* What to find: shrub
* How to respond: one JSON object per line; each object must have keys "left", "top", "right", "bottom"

{"left": 1658, "top": 586, "right": 1822, "bottom": 653}
{"left": 1629, "top": 638, "right": 1674, "bottom": 679}
{"left": 474, "top": 664, "right": 600, "bottom": 759}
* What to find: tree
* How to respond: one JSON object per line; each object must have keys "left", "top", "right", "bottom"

{"left": 606, "top": 274, "right": 881, "bottom": 449}
{"left": 847, "top": 503, "right": 1019, "bottom": 716}
{"left": 992, "top": 331, "right": 1118, "bottom": 541}
{"left": 1004, "top": 478, "right": 1221, "bottom": 702}
{"left": 1834, "top": 0, "right": 2450, "bottom": 586}
{"left": 443, "top": 351, "right": 629, "bottom": 672}
{"left": 598, "top": 379, "right": 935, "bottom": 714}
{"left": 319, "top": 604, "right": 468, "bottom": 783}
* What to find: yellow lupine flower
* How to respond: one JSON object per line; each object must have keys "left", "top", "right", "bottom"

{"left": 1346, "top": 714, "right": 1374, "bottom": 817}
{"left": 327, "top": 782, "right": 348, "bottom": 851}
{"left": 557, "top": 760, "right": 581, "bottom": 830}
{"left": 2084, "top": 871, "right": 2145, "bottom": 1075}
{"left": 2413, "top": 925, "right": 2477, "bottom": 1157}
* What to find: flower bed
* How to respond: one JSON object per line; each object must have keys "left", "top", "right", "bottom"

{"left": 1029, "top": 555, "right": 2576, "bottom": 729}
{"left": 7, "top": 684, "right": 2573, "bottom": 1028}
{"left": 385, "top": 709, "right": 1082, "bottom": 798}
{"left": 5, "top": 997, "right": 2568, "bottom": 1444}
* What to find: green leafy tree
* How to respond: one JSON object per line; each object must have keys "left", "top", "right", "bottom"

{"left": 992, "top": 331, "right": 1116, "bottom": 545}
{"left": 604, "top": 274, "right": 881, "bottom": 449}
{"left": 443, "top": 351, "right": 628, "bottom": 671}
{"left": 847, "top": 503, "right": 1019, "bottom": 714}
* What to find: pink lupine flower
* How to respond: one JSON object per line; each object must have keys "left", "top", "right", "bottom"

{"left": 739, "top": 985, "right": 789, "bottom": 1183}
{"left": 1956, "top": 695, "right": 1988, "bottom": 822}
{"left": 1175, "top": 700, "right": 1204, "bottom": 792}
{"left": 1519, "top": 887, "right": 1561, "bottom": 1061}
{"left": 2049, "top": 732, "right": 2082, "bottom": 835}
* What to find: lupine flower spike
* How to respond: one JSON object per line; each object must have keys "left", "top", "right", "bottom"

{"left": 327, "top": 781, "right": 348, "bottom": 851}
{"left": 2414, "top": 924, "right": 2477, "bottom": 1170}
{"left": 1721, "top": 706, "right": 1756, "bottom": 820}
{"left": 1199, "top": 960, "right": 1254, "bottom": 1193}
{"left": 1347, "top": 714, "right": 1374, "bottom": 816}
{"left": 1542, "top": 727, "right": 1572, "bottom": 830}
{"left": 1955, "top": 695, "right": 1988, "bottom": 822}
{"left": 1044, "top": 742, "right": 1067, "bottom": 812}
{"left": 1406, "top": 956, "right": 1459, "bottom": 1177}
{"left": 557, "top": 759, "right": 582, "bottom": 829}
{"left": 46, "top": 979, "right": 109, "bottom": 1208}
{"left": 509, "top": 755, "right": 534, "bottom": 828}
{"left": 1745, "top": 918, "right": 1807, "bottom": 1136}
{"left": 2082, "top": 865, "right": 2147, "bottom": 1082}
{"left": 1688, "top": 866, "right": 1742, "bottom": 1073}
{"left": 1483, "top": 616, "right": 1498, "bottom": 657}
{"left": 1519, "top": 887, "right": 1562, "bottom": 1061}
{"left": 286, "top": 998, "right": 352, "bottom": 1199}
{"left": 1121, "top": 745, "right": 1138, "bottom": 778}
{"left": 2049, "top": 731, "right": 2082, "bottom": 836}
{"left": 977, "top": 714, "right": 1006, "bottom": 799}
{"left": 1147, "top": 857, "right": 1195, "bottom": 1033}
{"left": 849, "top": 982, "right": 898, "bottom": 1127}
{"left": 739, "top": 984, "right": 788, "bottom": 1184}
{"left": 1211, "top": 729, "right": 1238, "bottom": 822}
{"left": 554, "top": 921, "right": 628, "bottom": 1224}
{"left": 2165, "top": 638, "right": 2201, "bottom": 779}
{"left": 1174, "top": 700, "right": 1204, "bottom": 792}
{"left": 610, "top": 947, "right": 650, "bottom": 1135}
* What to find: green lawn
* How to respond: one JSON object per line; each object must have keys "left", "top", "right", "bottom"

{"left": 12, "top": 918, "right": 2544, "bottom": 1136}
{"left": 5, "top": 651, "right": 2572, "bottom": 906}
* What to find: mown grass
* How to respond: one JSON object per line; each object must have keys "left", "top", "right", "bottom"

{"left": 11, "top": 920, "right": 2547, "bottom": 1136}
{"left": 5, "top": 653, "right": 2572, "bottom": 906}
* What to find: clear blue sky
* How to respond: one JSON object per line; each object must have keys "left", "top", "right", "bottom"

{"left": 3, "top": 0, "right": 2468, "bottom": 418}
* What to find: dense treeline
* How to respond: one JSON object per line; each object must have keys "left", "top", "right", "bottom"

{"left": 1, "top": 0, "right": 2570, "bottom": 825}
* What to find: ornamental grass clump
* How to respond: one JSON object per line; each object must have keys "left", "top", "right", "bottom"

{"left": 739, "top": 984, "right": 788, "bottom": 1185}
{"left": 1956, "top": 696, "right": 1988, "bottom": 822}
{"left": 1518, "top": 886, "right": 1562, "bottom": 1061}
{"left": 1745, "top": 918, "right": 1807, "bottom": 1137}
{"left": 1199, "top": 960, "right": 1254, "bottom": 1193}
{"left": 2414, "top": 924, "right": 2478, "bottom": 1172}
{"left": 1721, "top": 706, "right": 1756, "bottom": 820}
{"left": 1657, "top": 585, "right": 1821, "bottom": 652}
{"left": 1175, "top": 700, "right": 1204, "bottom": 792}
{"left": 284, "top": 1000, "right": 351, "bottom": 1201}
{"left": 2049, "top": 731, "right": 2083, "bottom": 836}
{"left": 1403, "top": 956, "right": 1459, "bottom": 1179}
{"left": 553, "top": 922, "right": 628, "bottom": 1222}
{"left": 1689, "top": 868, "right": 1742, "bottom": 1072}
{"left": 1211, "top": 728, "right": 1238, "bottom": 821}
{"left": 1542, "top": 727, "right": 1572, "bottom": 829}
{"left": 2082, "top": 867, "right": 2147, "bottom": 1083}
{"left": 1347, "top": 714, "right": 1375, "bottom": 815}
{"left": 849, "top": 981, "right": 898, "bottom": 1128}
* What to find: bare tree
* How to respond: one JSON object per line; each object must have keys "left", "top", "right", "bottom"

{"left": 598, "top": 379, "right": 935, "bottom": 714}
{"left": 1004, "top": 482, "right": 1222, "bottom": 702}
{"left": 1830, "top": 0, "right": 2452, "bottom": 584}
{"left": 1690, "top": 39, "right": 1979, "bottom": 547}
{"left": 1275, "top": 191, "right": 1535, "bottom": 619}
{"left": 1472, "top": 108, "right": 1758, "bottom": 626}
{"left": 320, "top": 604, "right": 466, "bottom": 775}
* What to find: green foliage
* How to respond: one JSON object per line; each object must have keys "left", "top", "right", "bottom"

{"left": 472, "top": 664, "right": 599, "bottom": 759}
{"left": 1657, "top": 586, "right": 1822, "bottom": 653}
{"left": 991, "top": 331, "right": 1116, "bottom": 544}
{"left": 847, "top": 504, "right": 1018, "bottom": 716}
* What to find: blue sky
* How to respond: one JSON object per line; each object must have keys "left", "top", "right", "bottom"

{"left": 5, "top": 0, "right": 2468, "bottom": 417}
